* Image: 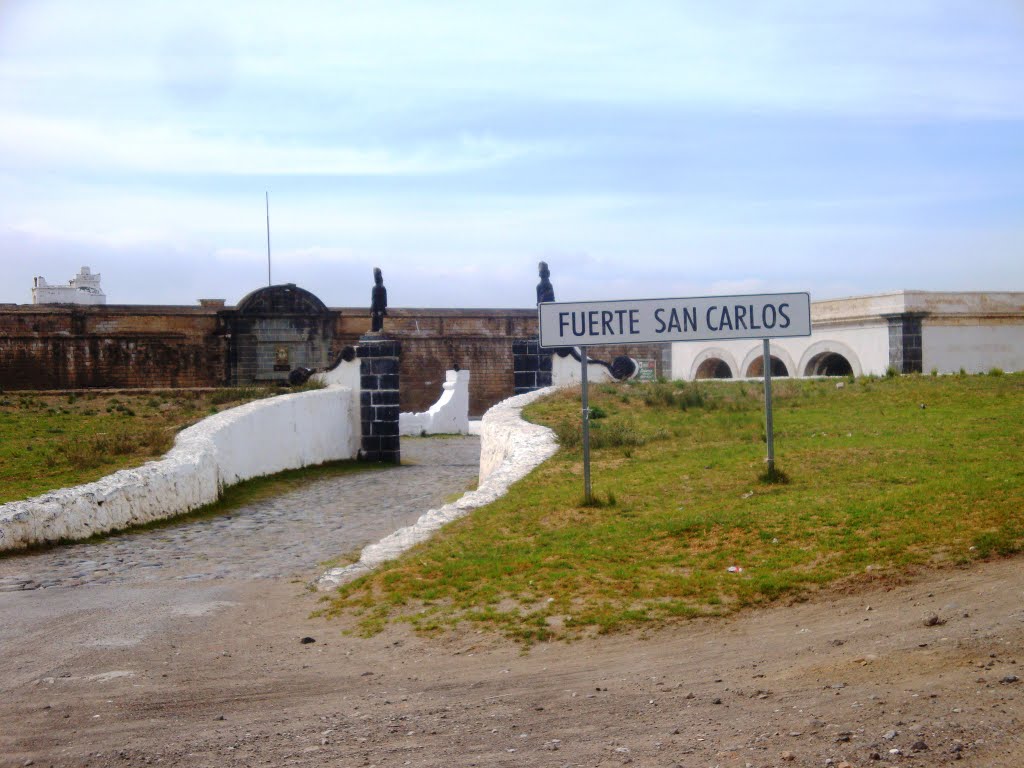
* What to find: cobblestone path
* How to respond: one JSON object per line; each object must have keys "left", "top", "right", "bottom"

{"left": 0, "top": 436, "right": 480, "bottom": 591}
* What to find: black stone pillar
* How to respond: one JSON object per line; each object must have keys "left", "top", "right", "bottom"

{"left": 358, "top": 335, "right": 401, "bottom": 463}
{"left": 512, "top": 338, "right": 552, "bottom": 395}
{"left": 885, "top": 312, "right": 927, "bottom": 374}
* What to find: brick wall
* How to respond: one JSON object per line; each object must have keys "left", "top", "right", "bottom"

{"left": 330, "top": 308, "right": 537, "bottom": 416}
{"left": 0, "top": 304, "right": 669, "bottom": 414}
{"left": 0, "top": 305, "right": 226, "bottom": 389}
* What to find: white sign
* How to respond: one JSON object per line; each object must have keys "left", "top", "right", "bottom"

{"left": 538, "top": 292, "right": 811, "bottom": 348}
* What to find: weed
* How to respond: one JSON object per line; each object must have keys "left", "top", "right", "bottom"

{"left": 580, "top": 490, "right": 618, "bottom": 508}
{"left": 758, "top": 465, "right": 790, "bottom": 485}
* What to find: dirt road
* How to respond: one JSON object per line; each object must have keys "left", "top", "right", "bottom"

{"left": 1, "top": 432, "right": 1022, "bottom": 766}
{"left": 2, "top": 557, "right": 1022, "bottom": 767}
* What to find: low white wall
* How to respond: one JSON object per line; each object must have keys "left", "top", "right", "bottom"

{"left": 551, "top": 353, "right": 614, "bottom": 387}
{"left": 319, "top": 387, "right": 558, "bottom": 588}
{"left": 399, "top": 369, "right": 471, "bottom": 435}
{"left": 0, "top": 386, "right": 360, "bottom": 552}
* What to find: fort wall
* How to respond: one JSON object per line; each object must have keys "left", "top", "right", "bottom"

{"left": 0, "top": 304, "right": 669, "bottom": 416}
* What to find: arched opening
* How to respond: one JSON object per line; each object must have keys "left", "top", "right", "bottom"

{"left": 695, "top": 357, "right": 733, "bottom": 379}
{"left": 805, "top": 352, "right": 853, "bottom": 377}
{"left": 745, "top": 356, "right": 789, "bottom": 378}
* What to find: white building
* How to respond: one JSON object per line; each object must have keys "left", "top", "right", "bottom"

{"left": 671, "top": 291, "right": 1024, "bottom": 379}
{"left": 32, "top": 266, "right": 106, "bottom": 305}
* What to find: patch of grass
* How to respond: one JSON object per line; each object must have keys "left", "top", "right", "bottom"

{"left": 0, "top": 387, "right": 314, "bottom": 503}
{"left": 758, "top": 465, "right": 790, "bottom": 485}
{"left": 322, "top": 374, "right": 1024, "bottom": 644}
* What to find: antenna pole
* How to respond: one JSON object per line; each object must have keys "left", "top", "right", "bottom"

{"left": 265, "top": 191, "right": 272, "bottom": 286}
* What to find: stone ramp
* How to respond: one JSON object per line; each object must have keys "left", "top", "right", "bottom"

{"left": 0, "top": 436, "right": 480, "bottom": 591}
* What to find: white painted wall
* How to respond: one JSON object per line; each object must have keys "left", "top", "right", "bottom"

{"left": 478, "top": 387, "right": 558, "bottom": 485}
{"left": 670, "top": 291, "right": 1024, "bottom": 381}
{"left": 399, "top": 369, "right": 471, "bottom": 435}
{"left": 924, "top": 323, "right": 1024, "bottom": 373}
{"left": 32, "top": 266, "right": 106, "bottom": 305}
{"left": 671, "top": 324, "right": 889, "bottom": 379}
{"left": 0, "top": 385, "right": 360, "bottom": 552}
{"left": 551, "top": 352, "right": 614, "bottom": 386}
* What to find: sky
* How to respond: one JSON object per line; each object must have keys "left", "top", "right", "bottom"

{"left": 1, "top": 1, "right": 1022, "bottom": 308}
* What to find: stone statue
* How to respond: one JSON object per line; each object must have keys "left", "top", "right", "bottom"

{"left": 370, "top": 267, "right": 387, "bottom": 332}
{"left": 536, "top": 261, "right": 555, "bottom": 304}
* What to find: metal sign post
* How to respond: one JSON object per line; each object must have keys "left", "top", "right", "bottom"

{"left": 762, "top": 338, "right": 775, "bottom": 474}
{"left": 537, "top": 291, "right": 811, "bottom": 501}
{"left": 580, "top": 345, "right": 592, "bottom": 504}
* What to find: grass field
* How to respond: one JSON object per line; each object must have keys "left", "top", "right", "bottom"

{"left": 322, "top": 373, "right": 1024, "bottom": 642}
{"left": 0, "top": 387, "right": 314, "bottom": 503}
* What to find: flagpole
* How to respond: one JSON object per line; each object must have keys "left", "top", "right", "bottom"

{"left": 265, "top": 191, "right": 272, "bottom": 286}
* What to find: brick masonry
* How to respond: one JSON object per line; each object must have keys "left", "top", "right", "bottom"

{"left": 0, "top": 305, "right": 227, "bottom": 389}
{"left": 224, "top": 285, "right": 335, "bottom": 386}
{"left": 0, "top": 302, "right": 670, "bottom": 415}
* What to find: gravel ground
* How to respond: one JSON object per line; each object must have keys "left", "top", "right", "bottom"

{"left": 1, "top": 435, "right": 1022, "bottom": 767}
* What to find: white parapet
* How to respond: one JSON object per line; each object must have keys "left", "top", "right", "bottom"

{"left": 319, "top": 386, "right": 558, "bottom": 588}
{"left": 551, "top": 352, "right": 615, "bottom": 387}
{"left": 0, "top": 385, "right": 361, "bottom": 552}
{"left": 399, "top": 369, "right": 471, "bottom": 435}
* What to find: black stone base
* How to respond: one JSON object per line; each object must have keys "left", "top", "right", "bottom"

{"left": 886, "top": 313, "right": 926, "bottom": 374}
{"left": 512, "top": 338, "right": 552, "bottom": 395}
{"left": 358, "top": 334, "right": 401, "bottom": 463}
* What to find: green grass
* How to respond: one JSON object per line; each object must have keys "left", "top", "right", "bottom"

{"left": 0, "top": 386, "right": 321, "bottom": 503}
{"left": 322, "top": 373, "right": 1024, "bottom": 643}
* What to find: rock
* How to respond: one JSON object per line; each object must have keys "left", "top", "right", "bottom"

{"left": 300, "top": 636, "right": 316, "bottom": 644}
{"left": 1000, "top": 675, "right": 1019, "bottom": 684}
{"left": 912, "top": 740, "right": 928, "bottom": 751}
{"left": 882, "top": 730, "right": 898, "bottom": 740}
{"left": 780, "top": 751, "right": 795, "bottom": 761}
{"left": 923, "top": 613, "right": 944, "bottom": 627}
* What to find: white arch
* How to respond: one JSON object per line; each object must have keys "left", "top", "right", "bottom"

{"left": 739, "top": 345, "right": 797, "bottom": 378}
{"left": 689, "top": 347, "right": 739, "bottom": 380}
{"left": 798, "top": 340, "right": 863, "bottom": 377}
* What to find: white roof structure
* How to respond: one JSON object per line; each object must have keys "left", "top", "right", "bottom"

{"left": 32, "top": 266, "right": 106, "bottom": 305}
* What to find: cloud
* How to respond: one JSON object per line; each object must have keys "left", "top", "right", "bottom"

{"left": 0, "top": 114, "right": 542, "bottom": 177}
